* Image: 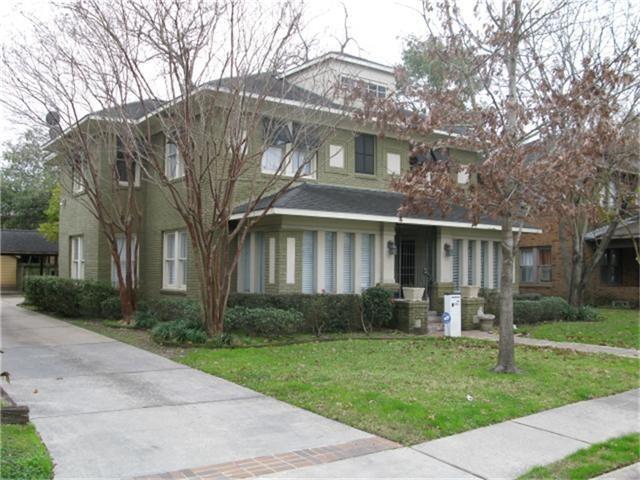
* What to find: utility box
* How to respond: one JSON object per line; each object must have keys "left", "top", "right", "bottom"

{"left": 443, "top": 294, "right": 462, "bottom": 337}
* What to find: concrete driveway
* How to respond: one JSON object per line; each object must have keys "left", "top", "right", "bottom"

{"left": 1, "top": 296, "right": 399, "bottom": 479}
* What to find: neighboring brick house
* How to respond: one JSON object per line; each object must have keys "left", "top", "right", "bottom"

{"left": 519, "top": 216, "right": 639, "bottom": 305}
{"left": 52, "top": 52, "right": 538, "bottom": 313}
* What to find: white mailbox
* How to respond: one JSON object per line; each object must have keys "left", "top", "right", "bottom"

{"left": 443, "top": 294, "right": 462, "bottom": 337}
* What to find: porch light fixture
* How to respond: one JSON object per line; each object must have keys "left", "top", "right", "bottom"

{"left": 444, "top": 242, "right": 452, "bottom": 257}
{"left": 387, "top": 240, "right": 397, "bottom": 255}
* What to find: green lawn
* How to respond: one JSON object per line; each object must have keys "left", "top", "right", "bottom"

{"left": 524, "top": 309, "right": 640, "bottom": 349}
{"left": 519, "top": 433, "right": 640, "bottom": 479}
{"left": 1, "top": 424, "right": 53, "bottom": 480}
{"left": 180, "top": 338, "right": 639, "bottom": 445}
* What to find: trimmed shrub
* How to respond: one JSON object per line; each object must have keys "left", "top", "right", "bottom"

{"left": 513, "top": 292, "right": 542, "bottom": 301}
{"left": 134, "top": 310, "right": 159, "bottom": 329}
{"left": 513, "top": 296, "right": 571, "bottom": 324}
{"left": 565, "top": 305, "right": 602, "bottom": 322}
{"left": 100, "top": 296, "right": 123, "bottom": 319}
{"left": 362, "top": 286, "right": 393, "bottom": 329}
{"left": 225, "top": 307, "right": 303, "bottom": 337}
{"left": 78, "top": 282, "right": 117, "bottom": 318}
{"left": 151, "top": 320, "right": 207, "bottom": 344}
{"left": 148, "top": 298, "right": 201, "bottom": 324}
{"left": 23, "top": 276, "right": 82, "bottom": 317}
{"left": 227, "top": 293, "right": 363, "bottom": 333}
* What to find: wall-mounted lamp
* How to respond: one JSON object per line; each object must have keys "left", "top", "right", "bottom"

{"left": 443, "top": 242, "right": 452, "bottom": 257}
{"left": 387, "top": 240, "right": 397, "bottom": 255}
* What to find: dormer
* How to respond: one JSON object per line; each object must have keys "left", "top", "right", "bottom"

{"left": 282, "top": 52, "right": 395, "bottom": 102}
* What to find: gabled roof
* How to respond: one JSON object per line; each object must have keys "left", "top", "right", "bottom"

{"left": 0, "top": 230, "right": 58, "bottom": 255}
{"left": 232, "top": 183, "right": 540, "bottom": 232}
{"left": 94, "top": 99, "right": 166, "bottom": 121}
{"left": 282, "top": 51, "right": 395, "bottom": 78}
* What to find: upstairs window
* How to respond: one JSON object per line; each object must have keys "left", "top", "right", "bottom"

{"left": 72, "top": 155, "right": 87, "bottom": 193}
{"left": 116, "top": 138, "right": 140, "bottom": 186}
{"left": 261, "top": 118, "right": 316, "bottom": 177}
{"left": 340, "top": 76, "right": 386, "bottom": 98}
{"left": 355, "top": 134, "right": 375, "bottom": 174}
{"left": 165, "top": 140, "right": 184, "bottom": 180}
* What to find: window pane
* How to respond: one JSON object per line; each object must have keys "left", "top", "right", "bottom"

{"left": 292, "top": 149, "right": 312, "bottom": 176}
{"left": 493, "top": 241, "right": 501, "bottom": 288}
{"left": 324, "top": 232, "right": 336, "bottom": 293}
{"left": 342, "top": 233, "right": 354, "bottom": 293}
{"left": 467, "top": 240, "right": 476, "bottom": 285}
{"left": 179, "top": 232, "right": 188, "bottom": 259}
{"left": 261, "top": 146, "right": 282, "bottom": 172}
{"left": 166, "top": 233, "right": 175, "bottom": 260}
{"left": 360, "top": 234, "right": 374, "bottom": 290}
{"left": 355, "top": 134, "right": 375, "bottom": 174}
{"left": 302, "top": 231, "right": 316, "bottom": 294}
{"left": 166, "top": 260, "right": 175, "bottom": 285}
{"left": 480, "top": 241, "right": 488, "bottom": 288}
{"left": 452, "top": 239, "right": 462, "bottom": 291}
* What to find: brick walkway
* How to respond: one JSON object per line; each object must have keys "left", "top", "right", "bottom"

{"left": 134, "top": 437, "right": 400, "bottom": 479}
{"left": 463, "top": 331, "right": 639, "bottom": 358}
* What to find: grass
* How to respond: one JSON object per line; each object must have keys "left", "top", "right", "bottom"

{"left": 180, "top": 337, "right": 639, "bottom": 445}
{"left": 519, "top": 433, "right": 640, "bottom": 479}
{"left": 522, "top": 309, "right": 640, "bottom": 349}
{"left": 1, "top": 424, "right": 54, "bottom": 480}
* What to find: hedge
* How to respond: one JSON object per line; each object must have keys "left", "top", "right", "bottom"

{"left": 227, "top": 293, "right": 363, "bottom": 334}
{"left": 24, "top": 276, "right": 118, "bottom": 318}
{"left": 225, "top": 307, "right": 304, "bottom": 337}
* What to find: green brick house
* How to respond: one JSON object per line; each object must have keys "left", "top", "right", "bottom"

{"left": 54, "top": 52, "right": 538, "bottom": 314}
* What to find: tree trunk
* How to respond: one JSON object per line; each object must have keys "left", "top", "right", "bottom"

{"left": 494, "top": 215, "right": 518, "bottom": 373}
{"left": 567, "top": 231, "right": 584, "bottom": 307}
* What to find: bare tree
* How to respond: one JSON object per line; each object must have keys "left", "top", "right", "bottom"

{"left": 355, "top": 0, "right": 638, "bottom": 372}
{"left": 4, "top": 0, "right": 346, "bottom": 334}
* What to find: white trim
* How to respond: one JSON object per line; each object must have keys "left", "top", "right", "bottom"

{"left": 281, "top": 52, "right": 395, "bottom": 78}
{"left": 230, "top": 208, "right": 542, "bottom": 233}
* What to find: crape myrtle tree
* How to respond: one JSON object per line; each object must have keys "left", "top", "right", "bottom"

{"left": 4, "top": 0, "right": 346, "bottom": 335}
{"left": 354, "top": 0, "right": 638, "bottom": 372}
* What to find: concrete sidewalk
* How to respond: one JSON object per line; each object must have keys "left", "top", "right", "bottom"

{"left": 263, "top": 389, "right": 639, "bottom": 479}
{"left": 464, "top": 330, "right": 640, "bottom": 358}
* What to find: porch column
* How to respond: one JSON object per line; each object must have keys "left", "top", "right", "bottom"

{"left": 380, "top": 222, "right": 396, "bottom": 284}
{"left": 437, "top": 230, "right": 453, "bottom": 283}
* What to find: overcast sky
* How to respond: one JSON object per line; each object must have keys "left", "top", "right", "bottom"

{"left": 0, "top": 0, "right": 428, "bottom": 148}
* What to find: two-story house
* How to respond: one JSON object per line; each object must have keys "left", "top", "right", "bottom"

{"left": 55, "top": 52, "right": 537, "bottom": 314}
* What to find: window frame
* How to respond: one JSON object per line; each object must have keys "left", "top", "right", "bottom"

{"left": 164, "top": 139, "right": 185, "bottom": 180}
{"left": 355, "top": 133, "right": 375, "bottom": 175}
{"left": 600, "top": 248, "right": 622, "bottom": 286}
{"left": 163, "top": 229, "right": 188, "bottom": 291}
{"left": 519, "top": 246, "right": 552, "bottom": 284}
{"left": 260, "top": 143, "right": 316, "bottom": 178}
{"left": 70, "top": 236, "right": 85, "bottom": 279}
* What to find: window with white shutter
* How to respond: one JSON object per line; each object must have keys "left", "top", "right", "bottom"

{"left": 324, "top": 232, "right": 336, "bottom": 293}
{"left": 452, "top": 239, "right": 461, "bottom": 291}
{"left": 342, "top": 233, "right": 354, "bottom": 293}
{"left": 360, "top": 233, "right": 375, "bottom": 290}
{"left": 493, "top": 241, "right": 501, "bottom": 288}
{"left": 480, "top": 241, "right": 488, "bottom": 288}
{"left": 467, "top": 240, "right": 476, "bottom": 285}
{"left": 302, "top": 231, "right": 316, "bottom": 293}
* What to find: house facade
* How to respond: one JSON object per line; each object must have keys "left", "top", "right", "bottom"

{"left": 519, "top": 216, "right": 639, "bottom": 306}
{"left": 55, "top": 52, "right": 536, "bottom": 313}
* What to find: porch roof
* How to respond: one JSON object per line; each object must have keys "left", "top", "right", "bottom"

{"left": 585, "top": 217, "right": 639, "bottom": 241}
{"left": 232, "top": 183, "right": 541, "bottom": 233}
{"left": 0, "top": 229, "right": 58, "bottom": 255}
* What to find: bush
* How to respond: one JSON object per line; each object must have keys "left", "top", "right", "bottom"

{"left": 78, "top": 282, "right": 117, "bottom": 318}
{"left": 148, "top": 298, "right": 201, "bottom": 324}
{"left": 565, "top": 305, "right": 602, "bottom": 322}
{"left": 514, "top": 296, "right": 571, "bottom": 324}
{"left": 362, "top": 286, "right": 393, "bottom": 329}
{"left": 225, "top": 307, "right": 303, "bottom": 337}
{"left": 151, "top": 320, "right": 207, "bottom": 344}
{"left": 227, "top": 293, "right": 363, "bottom": 334}
{"left": 24, "top": 276, "right": 82, "bottom": 317}
{"left": 134, "top": 310, "right": 159, "bottom": 329}
{"left": 514, "top": 292, "right": 542, "bottom": 301}
{"left": 100, "top": 296, "right": 123, "bottom": 319}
